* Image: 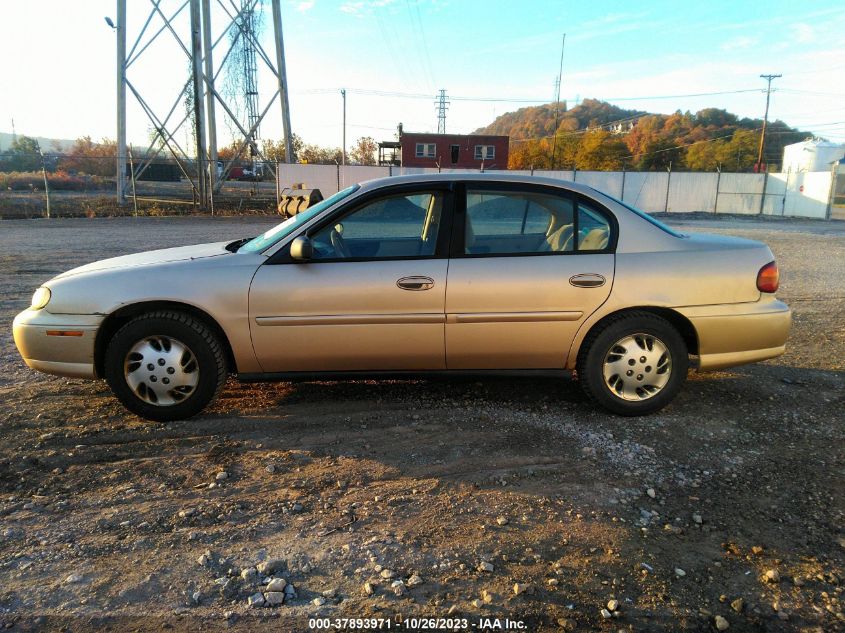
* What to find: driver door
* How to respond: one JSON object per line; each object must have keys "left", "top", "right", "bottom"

{"left": 248, "top": 185, "right": 452, "bottom": 372}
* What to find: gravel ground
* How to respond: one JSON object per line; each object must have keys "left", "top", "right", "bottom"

{"left": 0, "top": 215, "right": 843, "bottom": 632}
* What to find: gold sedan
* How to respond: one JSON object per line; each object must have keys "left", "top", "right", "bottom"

{"left": 13, "top": 175, "right": 791, "bottom": 420}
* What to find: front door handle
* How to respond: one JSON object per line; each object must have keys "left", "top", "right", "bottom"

{"left": 569, "top": 273, "right": 606, "bottom": 288}
{"left": 397, "top": 276, "right": 435, "bottom": 291}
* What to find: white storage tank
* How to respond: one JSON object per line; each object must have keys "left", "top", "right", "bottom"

{"left": 782, "top": 139, "right": 845, "bottom": 172}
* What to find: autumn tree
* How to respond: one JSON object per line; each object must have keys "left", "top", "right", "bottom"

{"left": 349, "top": 136, "right": 378, "bottom": 165}
{"left": 262, "top": 134, "right": 304, "bottom": 163}
{"left": 59, "top": 137, "right": 117, "bottom": 176}
{"left": 575, "top": 130, "right": 627, "bottom": 171}
{"left": 299, "top": 144, "right": 343, "bottom": 164}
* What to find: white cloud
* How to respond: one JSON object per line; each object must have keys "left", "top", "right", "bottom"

{"left": 792, "top": 23, "right": 814, "bottom": 43}
{"left": 340, "top": 0, "right": 395, "bottom": 15}
{"left": 296, "top": 1, "right": 315, "bottom": 11}
{"left": 721, "top": 36, "right": 757, "bottom": 51}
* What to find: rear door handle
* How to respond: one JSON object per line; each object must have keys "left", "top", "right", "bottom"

{"left": 397, "top": 276, "right": 435, "bottom": 291}
{"left": 569, "top": 273, "right": 606, "bottom": 288}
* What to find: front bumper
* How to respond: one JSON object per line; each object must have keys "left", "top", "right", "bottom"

{"left": 678, "top": 297, "right": 792, "bottom": 371}
{"left": 12, "top": 309, "right": 102, "bottom": 379}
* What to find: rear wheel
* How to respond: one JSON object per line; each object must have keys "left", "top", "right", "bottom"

{"left": 577, "top": 312, "right": 688, "bottom": 416}
{"left": 104, "top": 311, "right": 227, "bottom": 422}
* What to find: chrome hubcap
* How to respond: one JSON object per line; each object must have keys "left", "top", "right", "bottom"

{"left": 602, "top": 333, "right": 671, "bottom": 401}
{"left": 124, "top": 336, "right": 199, "bottom": 407}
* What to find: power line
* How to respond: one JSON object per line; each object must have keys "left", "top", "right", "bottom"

{"left": 550, "top": 33, "right": 566, "bottom": 169}
{"left": 293, "top": 87, "right": 765, "bottom": 104}
{"left": 406, "top": 0, "right": 436, "bottom": 93}
{"left": 778, "top": 88, "right": 845, "bottom": 98}
{"left": 622, "top": 129, "right": 761, "bottom": 160}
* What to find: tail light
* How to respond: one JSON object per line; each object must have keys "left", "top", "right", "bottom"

{"left": 757, "top": 261, "right": 779, "bottom": 293}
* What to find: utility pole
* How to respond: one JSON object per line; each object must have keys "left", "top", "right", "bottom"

{"left": 271, "top": 0, "right": 294, "bottom": 163}
{"left": 189, "top": 0, "right": 208, "bottom": 209}
{"left": 550, "top": 33, "right": 566, "bottom": 169}
{"left": 435, "top": 89, "right": 449, "bottom": 134}
{"left": 756, "top": 74, "right": 781, "bottom": 171}
{"left": 341, "top": 88, "right": 346, "bottom": 167}
{"left": 201, "top": 0, "right": 217, "bottom": 199}
{"left": 116, "top": 0, "right": 127, "bottom": 205}
{"left": 38, "top": 148, "right": 51, "bottom": 219}
{"left": 757, "top": 73, "right": 781, "bottom": 214}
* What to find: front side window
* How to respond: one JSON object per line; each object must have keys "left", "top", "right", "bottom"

{"left": 311, "top": 192, "right": 443, "bottom": 260}
{"left": 464, "top": 190, "right": 575, "bottom": 255}
{"left": 238, "top": 185, "right": 359, "bottom": 253}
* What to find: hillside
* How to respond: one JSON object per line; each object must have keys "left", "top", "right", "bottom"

{"left": 474, "top": 99, "right": 813, "bottom": 171}
{"left": 0, "top": 132, "right": 77, "bottom": 153}
{"left": 474, "top": 99, "right": 647, "bottom": 140}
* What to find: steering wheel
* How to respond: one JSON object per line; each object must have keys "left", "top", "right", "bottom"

{"left": 330, "top": 228, "right": 351, "bottom": 258}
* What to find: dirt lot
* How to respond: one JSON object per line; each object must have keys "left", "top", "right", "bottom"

{"left": 0, "top": 215, "right": 842, "bottom": 633}
{"left": 0, "top": 180, "right": 278, "bottom": 219}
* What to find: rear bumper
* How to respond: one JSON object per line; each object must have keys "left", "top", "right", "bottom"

{"left": 678, "top": 297, "right": 791, "bottom": 371}
{"left": 12, "top": 309, "right": 101, "bottom": 379}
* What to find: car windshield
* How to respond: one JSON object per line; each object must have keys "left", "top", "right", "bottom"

{"left": 594, "top": 190, "right": 685, "bottom": 238}
{"left": 238, "top": 185, "right": 360, "bottom": 253}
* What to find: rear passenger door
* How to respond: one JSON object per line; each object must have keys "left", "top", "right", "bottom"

{"left": 445, "top": 183, "right": 616, "bottom": 369}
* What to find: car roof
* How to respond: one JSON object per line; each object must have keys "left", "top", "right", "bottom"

{"left": 356, "top": 172, "right": 599, "bottom": 197}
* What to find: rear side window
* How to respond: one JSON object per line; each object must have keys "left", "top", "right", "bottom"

{"left": 577, "top": 202, "right": 612, "bottom": 251}
{"left": 464, "top": 190, "right": 575, "bottom": 255}
{"left": 464, "top": 189, "right": 616, "bottom": 255}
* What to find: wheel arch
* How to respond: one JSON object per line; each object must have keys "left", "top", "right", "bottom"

{"left": 94, "top": 300, "right": 237, "bottom": 378}
{"left": 570, "top": 306, "right": 699, "bottom": 369}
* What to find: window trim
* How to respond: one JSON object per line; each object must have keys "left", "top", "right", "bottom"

{"left": 268, "top": 182, "right": 455, "bottom": 264}
{"left": 415, "top": 142, "right": 436, "bottom": 158}
{"left": 473, "top": 145, "right": 496, "bottom": 160}
{"left": 449, "top": 182, "right": 618, "bottom": 259}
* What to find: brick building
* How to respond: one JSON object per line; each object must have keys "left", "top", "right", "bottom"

{"left": 400, "top": 132, "right": 509, "bottom": 169}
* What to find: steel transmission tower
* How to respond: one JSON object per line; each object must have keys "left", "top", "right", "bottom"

{"left": 435, "top": 89, "right": 449, "bottom": 134}
{"left": 113, "top": 0, "right": 294, "bottom": 209}
{"left": 239, "top": 0, "right": 261, "bottom": 156}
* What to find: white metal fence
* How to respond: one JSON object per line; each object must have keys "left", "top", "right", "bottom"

{"left": 277, "top": 164, "right": 838, "bottom": 220}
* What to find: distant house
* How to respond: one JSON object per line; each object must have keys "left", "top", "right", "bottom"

{"left": 377, "top": 140, "right": 401, "bottom": 167}
{"left": 399, "top": 132, "right": 509, "bottom": 169}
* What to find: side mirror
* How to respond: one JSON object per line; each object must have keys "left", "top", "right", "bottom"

{"left": 289, "top": 235, "right": 313, "bottom": 261}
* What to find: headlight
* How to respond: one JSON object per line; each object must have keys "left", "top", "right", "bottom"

{"left": 30, "top": 287, "right": 51, "bottom": 310}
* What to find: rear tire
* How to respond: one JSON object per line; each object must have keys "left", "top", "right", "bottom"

{"left": 577, "top": 312, "right": 688, "bottom": 416}
{"left": 104, "top": 311, "right": 227, "bottom": 422}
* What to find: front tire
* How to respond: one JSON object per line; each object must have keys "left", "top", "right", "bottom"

{"left": 577, "top": 312, "right": 688, "bottom": 416}
{"left": 104, "top": 311, "right": 227, "bottom": 422}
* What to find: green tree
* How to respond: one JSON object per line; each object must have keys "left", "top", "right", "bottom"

{"left": 685, "top": 139, "right": 725, "bottom": 171}
{"left": 6, "top": 136, "right": 42, "bottom": 172}
{"left": 718, "top": 129, "right": 759, "bottom": 172}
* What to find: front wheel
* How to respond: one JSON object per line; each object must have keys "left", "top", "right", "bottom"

{"left": 104, "top": 311, "right": 227, "bottom": 422}
{"left": 577, "top": 312, "right": 688, "bottom": 416}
